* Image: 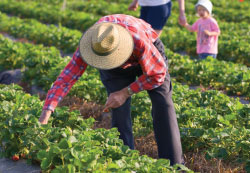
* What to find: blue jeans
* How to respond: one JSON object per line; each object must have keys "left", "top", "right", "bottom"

{"left": 140, "top": 1, "right": 172, "bottom": 30}
{"left": 99, "top": 39, "right": 183, "bottom": 165}
{"left": 198, "top": 53, "right": 217, "bottom": 60}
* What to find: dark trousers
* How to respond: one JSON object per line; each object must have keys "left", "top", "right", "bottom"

{"left": 99, "top": 39, "right": 183, "bottom": 165}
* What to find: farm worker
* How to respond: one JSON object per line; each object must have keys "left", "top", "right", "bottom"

{"left": 39, "top": 14, "right": 183, "bottom": 165}
{"left": 128, "top": 0, "right": 187, "bottom": 36}
{"left": 183, "top": 0, "right": 220, "bottom": 59}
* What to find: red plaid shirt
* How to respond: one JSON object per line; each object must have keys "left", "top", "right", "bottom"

{"left": 43, "top": 14, "right": 167, "bottom": 111}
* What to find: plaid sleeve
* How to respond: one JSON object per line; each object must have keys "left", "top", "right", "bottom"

{"left": 43, "top": 48, "right": 88, "bottom": 111}
{"left": 129, "top": 39, "right": 167, "bottom": 93}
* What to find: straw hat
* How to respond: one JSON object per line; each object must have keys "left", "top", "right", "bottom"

{"left": 79, "top": 22, "right": 134, "bottom": 70}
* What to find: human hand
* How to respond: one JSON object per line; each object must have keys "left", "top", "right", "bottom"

{"left": 183, "top": 22, "right": 189, "bottom": 27}
{"left": 128, "top": 1, "right": 138, "bottom": 11}
{"left": 178, "top": 13, "right": 187, "bottom": 26}
{"left": 204, "top": 30, "right": 211, "bottom": 36}
{"left": 39, "top": 110, "right": 52, "bottom": 124}
{"left": 103, "top": 87, "right": 130, "bottom": 112}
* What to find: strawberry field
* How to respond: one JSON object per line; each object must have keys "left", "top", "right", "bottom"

{"left": 0, "top": 0, "right": 249, "bottom": 172}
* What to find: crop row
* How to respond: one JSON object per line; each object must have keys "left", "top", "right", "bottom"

{"left": 0, "top": 34, "right": 107, "bottom": 102}
{"left": 0, "top": 34, "right": 61, "bottom": 87}
{"left": 0, "top": 0, "right": 98, "bottom": 31}
{"left": 0, "top": 12, "right": 81, "bottom": 53}
{"left": 40, "top": 61, "right": 250, "bottom": 170}
{"left": 167, "top": 50, "right": 250, "bottom": 99}
{"left": 0, "top": 84, "right": 190, "bottom": 172}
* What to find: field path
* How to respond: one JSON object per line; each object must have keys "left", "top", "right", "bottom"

{"left": 0, "top": 158, "right": 40, "bottom": 173}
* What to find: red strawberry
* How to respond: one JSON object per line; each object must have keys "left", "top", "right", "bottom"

{"left": 103, "top": 108, "right": 110, "bottom": 113}
{"left": 12, "top": 155, "right": 19, "bottom": 161}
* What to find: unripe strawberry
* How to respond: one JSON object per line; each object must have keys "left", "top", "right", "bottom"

{"left": 20, "top": 153, "right": 26, "bottom": 158}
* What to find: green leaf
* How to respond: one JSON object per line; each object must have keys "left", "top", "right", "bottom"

{"left": 220, "top": 132, "right": 229, "bottom": 138}
{"left": 70, "top": 148, "right": 79, "bottom": 159}
{"left": 245, "top": 160, "right": 250, "bottom": 173}
{"left": 173, "top": 164, "right": 191, "bottom": 171}
{"left": 68, "top": 136, "right": 78, "bottom": 143}
{"left": 51, "top": 146, "right": 61, "bottom": 154}
{"left": 224, "top": 114, "right": 236, "bottom": 121}
{"left": 37, "top": 150, "right": 47, "bottom": 160}
{"left": 108, "top": 163, "right": 120, "bottom": 171}
{"left": 41, "top": 158, "right": 51, "bottom": 170}
{"left": 217, "top": 148, "right": 229, "bottom": 159}
{"left": 58, "top": 139, "right": 70, "bottom": 149}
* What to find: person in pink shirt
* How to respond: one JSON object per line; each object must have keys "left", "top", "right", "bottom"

{"left": 184, "top": 0, "right": 220, "bottom": 59}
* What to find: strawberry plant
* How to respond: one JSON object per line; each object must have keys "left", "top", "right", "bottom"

{"left": 0, "top": 84, "right": 191, "bottom": 172}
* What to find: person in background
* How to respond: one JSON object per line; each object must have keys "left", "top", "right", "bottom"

{"left": 184, "top": 0, "right": 220, "bottom": 59}
{"left": 128, "top": 0, "right": 187, "bottom": 36}
{"left": 39, "top": 14, "right": 183, "bottom": 166}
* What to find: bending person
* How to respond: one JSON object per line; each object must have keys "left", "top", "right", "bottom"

{"left": 39, "top": 14, "right": 183, "bottom": 165}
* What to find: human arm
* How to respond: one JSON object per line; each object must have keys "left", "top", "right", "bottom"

{"left": 204, "top": 19, "right": 221, "bottom": 36}
{"left": 39, "top": 110, "right": 52, "bottom": 124}
{"left": 103, "top": 38, "right": 166, "bottom": 111}
{"left": 184, "top": 23, "right": 195, "bottom": 32}
{"left": 39, "top": 48, "right": 88, "bottom": 124}
{"left": 128, "top": 0, "right": 139, "bottom": 11}
{"left": 177, "top": 0, "right": 187, "bottom": 26}
{"left": 128, "top": 39, "right": 166, "bottom": 92}
{"left": 103, "top": 87, "right": 131, "bottom": 112}
{"left": 184, "top": 19, "right": 199, "bottom": 32}
{"left": 103, "top": 45, "right": 166, "bottom": 111}
{"left": 204, "top": 30, "right": 220, "bottom": 36}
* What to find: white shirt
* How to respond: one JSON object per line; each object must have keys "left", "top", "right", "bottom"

{"left": 138, "top": 0, "right": 171, "bottom": 6}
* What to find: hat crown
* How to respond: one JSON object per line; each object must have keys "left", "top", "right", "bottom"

{"left": 195, "top": 0, "right": 213, "bottom": 14}
{"left": 91, "top": 23, "right": 119, "bottom": 55}
{"left": 79, "top": 22, "right": 134, "bottom": 70}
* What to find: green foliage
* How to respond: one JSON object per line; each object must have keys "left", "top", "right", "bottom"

{"left": 166, "top": 50, "right": 250, "bottom": 98}
{"left": 0, "top": 12, "right": 81, "bottom": 53}
{"left": 0, "top": 0, "right": 98, "bottom": 31}
{"left": 0, "top": 0, "right": 249, "bottom": 171}
{"left": 0, "top": 84, "right": 191, "bottom": 172}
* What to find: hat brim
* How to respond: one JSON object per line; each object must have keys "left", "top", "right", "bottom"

{"left": 79, "top": 23, "right": 134, "bottom": 70}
